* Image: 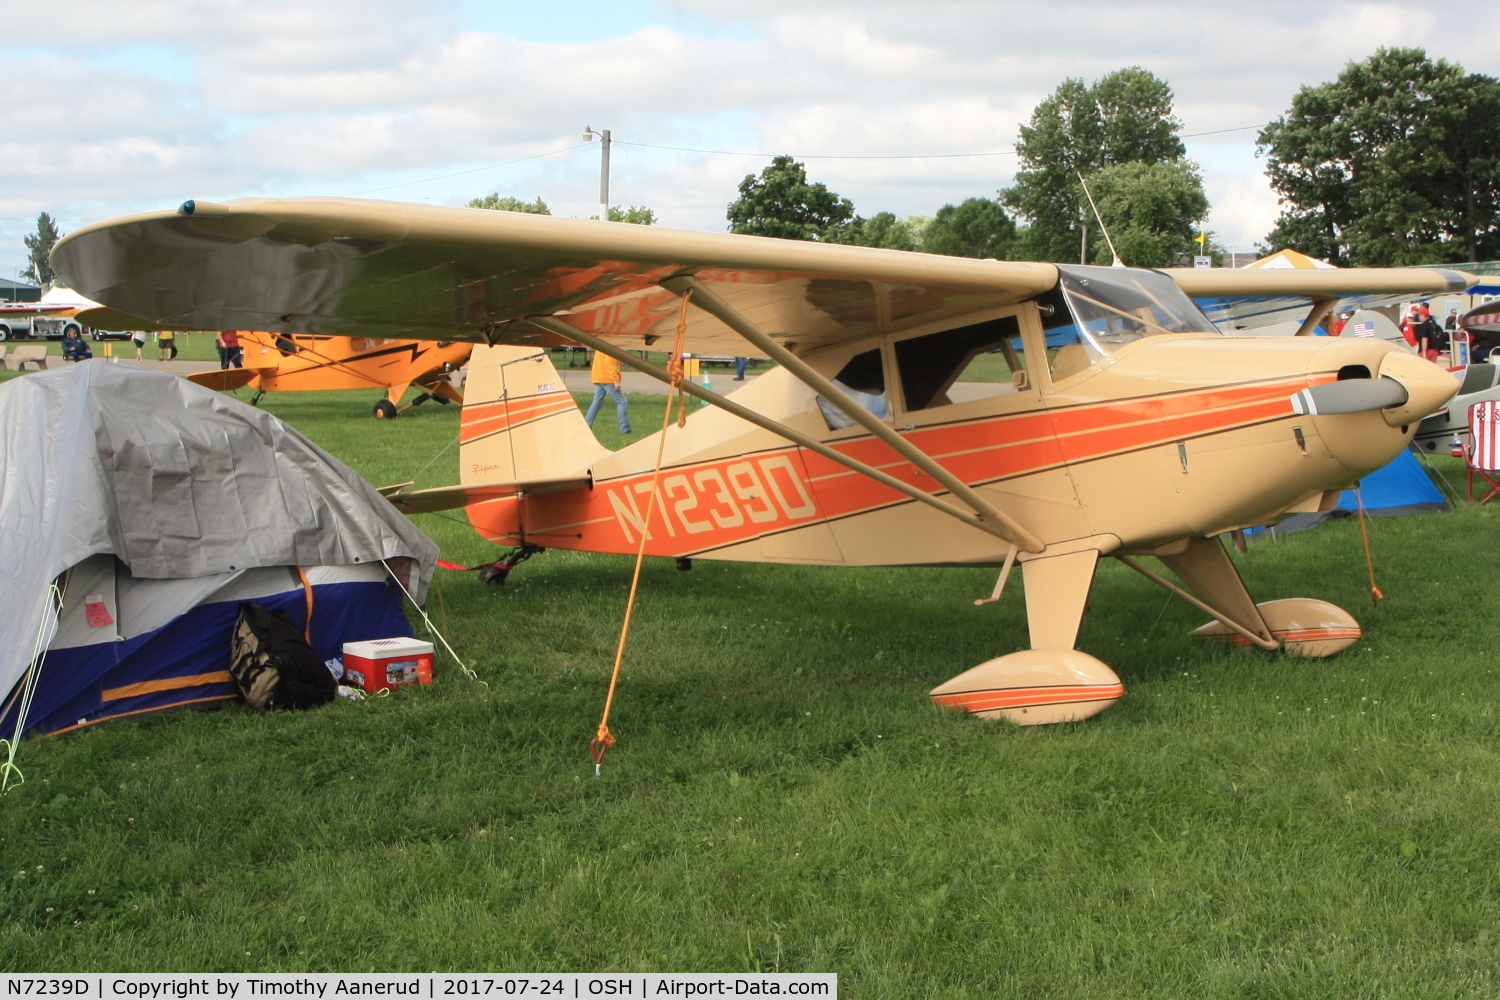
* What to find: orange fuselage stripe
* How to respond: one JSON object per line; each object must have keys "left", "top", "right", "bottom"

{"left": 460, "top": 394, "right": 578, "bottom": 443}
{"left": 464, "top": 375, "right": 1321, "bottom": 557}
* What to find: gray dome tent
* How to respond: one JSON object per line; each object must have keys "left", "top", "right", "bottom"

{"left": 0, "top": 361, "right": 438, "bottom": 740}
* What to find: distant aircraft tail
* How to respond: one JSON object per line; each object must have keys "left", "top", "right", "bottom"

{"left": 458, "top": 345, "right": 609, "bottom": 486}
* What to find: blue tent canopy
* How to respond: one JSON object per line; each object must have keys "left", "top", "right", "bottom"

{"left": 1335, "top": 448, "right": 1445, "bottom": 513}
{"left": 1251, "top": 449, "right": 1445, "bottom": 539}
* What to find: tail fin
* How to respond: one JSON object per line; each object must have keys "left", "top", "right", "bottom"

{"left": 459, "top": 345, "right": 609, "bottom": 486}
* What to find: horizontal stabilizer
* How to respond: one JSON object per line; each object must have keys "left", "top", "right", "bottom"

{"left": 186, "top": 368, "right": 258, "bottom": 392}
{"left": 385, "top": 476, "right": 590, "bottom": 515}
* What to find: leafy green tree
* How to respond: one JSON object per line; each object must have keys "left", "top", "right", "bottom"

{"left": 827, "top": 211, "right": 920, "bottom": 250}
{"left": 1084, "top": 161, "right": 1209, "bottom": 268}
{"left": 727, "top": 155, "right": 854, "bottom": 240}
{"left": 1260, "top": 47, "right": 1500, "bottom": 265}
{"left": 923, "top": 198, "right": 1016, "bottom": 259}
{"left": 22, "top": 212, "right": 61, "bottom": 287}
{"left": 1003, "top": 68, "right": 1187, "bottom": 262}
{"left": 607, "top": 205, "right": 656, "bottom": 225}
{"left": 468, "top": 194, "right": 550, "bottom": 214}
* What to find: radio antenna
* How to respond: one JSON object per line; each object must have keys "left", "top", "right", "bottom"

{"left": 1077, "top": 171, "right": 1124, "bottom": 268}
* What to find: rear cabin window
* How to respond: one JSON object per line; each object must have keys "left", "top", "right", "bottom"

{"left": 817, "top": 348, "right": 888, "bottom": 431}
{"left": 893, "top": 316, "right": 1025, "bottom": 412}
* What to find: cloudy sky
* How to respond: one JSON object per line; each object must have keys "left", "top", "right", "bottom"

{"left": 6, "top": 0, "right": 1500, "bottom": 280}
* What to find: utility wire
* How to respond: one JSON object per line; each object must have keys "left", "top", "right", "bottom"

{"left": 1, "top": 120, "right": 1279, "bottom": 228}
{"left": 611, "top": 122, "right": 1273, "bottom": 161}
{"left": 344, "top": 142, "right": 591, "bottom": 196}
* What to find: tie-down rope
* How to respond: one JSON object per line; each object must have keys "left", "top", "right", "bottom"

{"left": 590, "top": 289, "right": 692, "bottom": 775}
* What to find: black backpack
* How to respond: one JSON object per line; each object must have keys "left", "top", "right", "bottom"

{"left": 228, "top": 602, "right": 337, "bottom": 710}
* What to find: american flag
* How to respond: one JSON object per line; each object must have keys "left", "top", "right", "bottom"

{"left": 1471, "top": 401, "right": 1500, "bottom": 471}
{"left": 1349, "top": 321, "right": 1376, "bottom": 338}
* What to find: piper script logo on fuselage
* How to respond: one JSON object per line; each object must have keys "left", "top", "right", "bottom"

{"left": 605, "top": 454, "right": 818, "bottom": 544}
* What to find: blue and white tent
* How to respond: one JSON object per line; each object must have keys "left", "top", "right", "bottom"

{"left": 0, "top": 362, "right": 438, "bottom": 739}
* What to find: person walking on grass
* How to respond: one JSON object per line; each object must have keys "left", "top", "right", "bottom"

{"left": 131, "top": 330, "right": 147, "bottom": 361}
{"left": 584, "top": 349, "right": 631, "bottom": 435}
{"left": 216, "top": 330, "right": 242, "bottom": 369}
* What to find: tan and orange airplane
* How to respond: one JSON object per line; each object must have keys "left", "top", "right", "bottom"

{"left": 184, "top": 331, "right": 471, "bottom": 417}
{"left": 51, "top": 198, "right": 1470, "bottom": 725}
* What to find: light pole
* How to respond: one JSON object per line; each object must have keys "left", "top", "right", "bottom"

{"left": 583, "top": 126, "right": 611, "bottom": 222}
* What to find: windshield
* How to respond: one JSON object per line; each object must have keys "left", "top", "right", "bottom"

{"left": 1050, "top": 265, "right": 1220, "bottom": 365}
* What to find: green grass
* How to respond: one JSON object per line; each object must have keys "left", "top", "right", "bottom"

{"left": 1, "top": 386, "right": 1498, "bottom": 995}
{"left": 2, "top": 332, "right": 222, "bottom": 361}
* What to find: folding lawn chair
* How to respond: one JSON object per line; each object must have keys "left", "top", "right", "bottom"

{"left": 1467, "top": 400, "right": 1500, "bottom": 503}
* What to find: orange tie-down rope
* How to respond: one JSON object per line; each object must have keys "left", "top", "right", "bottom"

{"left": 589, "top": 290, "right": 692, "bottom": 774}
{"left": 1354, "top": 485, "right": 1385, "bottom": 604}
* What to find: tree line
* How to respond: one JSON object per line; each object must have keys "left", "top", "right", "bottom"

{"left": 473, "top": 68, "right": 1211, "bottom": 269}
{"left": 722, "top": 67, "right": 1208, "bottom": 269}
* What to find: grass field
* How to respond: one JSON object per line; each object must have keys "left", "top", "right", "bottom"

{"left": 1, "top": 381, "right": 1498, "bottom": 995}
{"left": 4, "top": 332, "right": 222, "bottom": 361}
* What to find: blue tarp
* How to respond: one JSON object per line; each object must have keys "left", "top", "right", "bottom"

{"left": 1336, "top": 448, "right": 1445, "bottom": 512}
{"left": 1251, "top": 448, "right": 1446, "bottom": 539}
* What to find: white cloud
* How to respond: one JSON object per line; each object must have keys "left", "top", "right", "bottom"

{"left": 6, "top": 0, "right": 1500, "bottom": 276}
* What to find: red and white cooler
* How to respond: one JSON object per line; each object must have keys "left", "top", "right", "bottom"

{"left": 341, "top": 637, "right": 434, "bottom": 693}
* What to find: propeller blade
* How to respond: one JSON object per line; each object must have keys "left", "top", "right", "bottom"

{"left": 1289, "top": 377, "right": 1407, "bottom": 416}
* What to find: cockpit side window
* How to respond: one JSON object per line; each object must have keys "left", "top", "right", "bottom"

{"left": 892, "top": 315, "right": 1024, "bottom": 412}
{"left": 1035, "top": 284, "right": 1093, "bottom": 381}
{"left": 817, "top": 348, "right": 889, "bottom": 431}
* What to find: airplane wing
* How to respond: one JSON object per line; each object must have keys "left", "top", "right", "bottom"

{"left": 1170, "top": 268, "right": 1475, "bottom": 332}
{"left": 74, "top": 306, "right": 184, "bottom": 332}
{"left": 383, "top": 476, "right": 590, "bottom": 515}
{"left": 50, "top": 197, "right": 1059, "bottom": 358}
{"left": 51, "top": 197, "right": 1474, "bottom": 352}
{"left": 186, "top": 368, "right": 258, "bottom": 392}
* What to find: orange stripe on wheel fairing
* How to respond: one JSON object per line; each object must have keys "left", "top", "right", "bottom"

{"left": 1274, "top": 627, "right": 1362, "bottom": 640}
{"left": 1210, "top": 627, "right": 1361, "bottom": 646}
{"left": 932, "top": 684, "right": 1125, "bottom": 713}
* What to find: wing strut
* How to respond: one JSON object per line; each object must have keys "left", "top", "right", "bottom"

{"left": 526, "top": 315, "right": 1035, "bottom": 548}
{"left": 1295, "top": 298, "right": 1337, "bottom": 337}
{"left": 658, "top": 275, "right": 1045, "bottom": 553}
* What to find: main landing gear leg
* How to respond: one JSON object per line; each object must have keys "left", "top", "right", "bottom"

{"left": 1158, "top": 536, "right": 1275, "bottom": 645}
{"left": 1164, "top": 536, "right": 1362, "bottom": 657}
{"left": 930, "top": 548, "right": 1124, "bottom": 726}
